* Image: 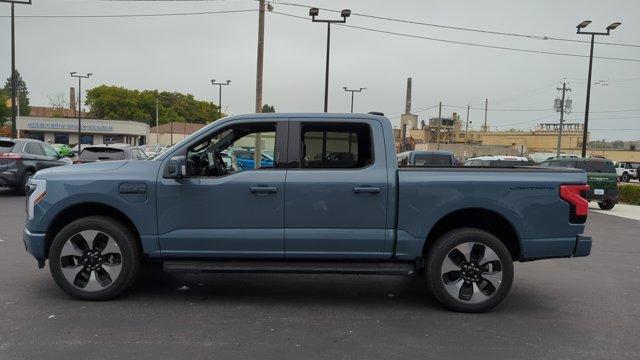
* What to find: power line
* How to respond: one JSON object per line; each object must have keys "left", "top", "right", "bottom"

{"left": 270, "top": 11, "right": 640, "bottom": 63}
{"left": 1, "top": 8, "right": 257, "bottom": 18}
{"left": 270, "top": 1, "right": 640, "bottom": 49}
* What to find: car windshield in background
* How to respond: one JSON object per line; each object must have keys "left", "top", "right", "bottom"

{"left": 79, "top": 147, "right": 125, "bottom": 161}
{"left": 579, "top": 161, "right": 616, "bottom": 173}
{"left": 0, "top": 140, "right": 15, "bottom": 153}
{"left": 413, "top": 154, "right": 452, "bottom": 166}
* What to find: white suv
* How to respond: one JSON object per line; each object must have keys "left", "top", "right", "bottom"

{"left": 615, "top": 161, "right": 639, "bottom": 182}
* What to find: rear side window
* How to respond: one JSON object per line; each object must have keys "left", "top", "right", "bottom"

{"left": 581, "top": 161, "right": 616, "bottom": 173}
{"left": 0, "top": 140, "right": 15, "bottom": 153}
{"left": 25, "top": 142, "right": 44, "bottom": 156}
{"left": 488, "top": 160, "right": 528, "bottom": 166}
{"left": 79, "top": 147, "right": 125, "bottom": 161}
{"left": 300, "top": 123, "right": 373, "bottom": 169}
{"left": 413, "top": 154, "right": 453, "bottom": 166}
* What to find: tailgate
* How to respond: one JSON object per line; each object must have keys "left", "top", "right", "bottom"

{"left": 587, "top": 172, "right": 618, "bottom": 190}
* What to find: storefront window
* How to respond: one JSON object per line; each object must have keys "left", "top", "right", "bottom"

{"left": 103, "top": 135, "right": 124, "bottom": 144}
{"left": 54, "top": 133, "right": 69, "bottom": 144}
{"left": 80, "top": 135, "right": 94, "bottom": 145}
{"left": 27, "top": 132, "right": 44, "bottom": 142}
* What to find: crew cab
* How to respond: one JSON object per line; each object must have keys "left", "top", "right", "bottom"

{"left": 23, "top": 113, "right": 592, "bottom": 312}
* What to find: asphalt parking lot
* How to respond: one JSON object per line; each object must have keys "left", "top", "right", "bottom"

{"left": 1, "top": 188, "right": 639, "bottom": 360}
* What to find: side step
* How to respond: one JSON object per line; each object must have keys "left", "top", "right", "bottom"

{"left": 163, "top": 260, "right": 415, "bottom": 276}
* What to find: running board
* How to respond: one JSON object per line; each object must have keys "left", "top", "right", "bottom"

{"left": 163, "top": 260, "right": 415, "bottom": 276}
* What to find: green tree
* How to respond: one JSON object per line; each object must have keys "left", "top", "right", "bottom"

{"left": 0, "top": 90, "right": 9, "bottom": 126}
{"left": 85, "top": 85, "right": 223, "bottom": 126}
{"left": 261, "top": 104, "right": 276, "bottom": 113}
{"left": 3, "top": 70, "right": 31, "bottom": 116}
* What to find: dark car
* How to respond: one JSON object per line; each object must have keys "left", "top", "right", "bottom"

{"left": 0, "top": 138, "right": 71, "bottom": 194}
{"left": 540, "top": 157, "right": 619, "bottom": 210}
{"left": 74, "top": 144, "right": 148, "bottom": 164}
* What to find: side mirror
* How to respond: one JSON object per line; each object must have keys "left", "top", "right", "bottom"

{"left": 164, "top": 155, "right": 187, "bottom": 179}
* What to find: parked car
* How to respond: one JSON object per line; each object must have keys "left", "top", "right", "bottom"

{"left": 464, "top": 156, "right": 530, "bottom": 166}
{"left": 23, "top": 113, "right": 591, "bottom": 312}
{"left": 230, "top": 147, "right": 273, "bottom": 170}
{"left": 540, "top": 157, "right": 618, "bottom": 210}
{"left": 614, "top": 161, "right": 639, "bottom": 182}
{"left": 141, "top": 144, "right": 166, "bottom": 159}
{"left": 220, "top": 149, "right": 240, "bottom": 172}
{"left": 74, "top": 144, "right": 148, "bottom": 164}
{"left": 397, "top": 150, "right": 455, "bottom": 166}
{"left": 0, "top": 138, "right": 71, "bottom": 194}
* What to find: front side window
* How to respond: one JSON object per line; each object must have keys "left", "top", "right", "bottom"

{"left": 42, "top": 144, "right": 59, "bottom": 158}
{"left": 187, "top": 122, "right": 277, "bottom": 176}
{"left": 300, "top": 123, "right": 372, "bottom": 169}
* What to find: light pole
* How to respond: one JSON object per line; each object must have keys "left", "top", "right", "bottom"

{"left": 70, "top": 72, "right": 92, "bottom": 153}
{"left": 309, "top": 7, "right": 351, "bottom": 112}
{"left": 343, "top": 87, "right": 365, "bottom": 113}
{"left": 576, "top": 20, "right": 621, "bottom": 157}
{"left": 1, "top": 0, "right": 32, "bottom": 138}
{"left": 211, "top": 79, "right": 231, "bottom": 119}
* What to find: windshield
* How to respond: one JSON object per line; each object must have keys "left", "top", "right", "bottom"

{"left": 413, "top": 154, "right": 453, "bottom": 166}
{"left": 79, "top": 147, "right": 125, "bottom": 161}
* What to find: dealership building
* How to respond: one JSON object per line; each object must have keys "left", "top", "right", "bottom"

{"left": 16, "top": 116, "right": 149, "bottom": 146}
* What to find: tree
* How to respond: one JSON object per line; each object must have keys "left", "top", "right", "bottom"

{"left": 85, "top": 85, "right": 223, "bottom": 125}
{"left": 47, "top": 92, "right": 67, "bottom": 118}
{"left": 3, "top": 70, "right": 31, "bottom": 116}
{"left": 261, "top": 104, "right": 276, "bottom": 113}
{"left": 0, "top": 90, "right": 9, "bottom": 127}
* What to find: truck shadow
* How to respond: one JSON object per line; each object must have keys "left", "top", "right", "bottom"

{"left": 0, "top": 188, "right": 21, "bottom": 198}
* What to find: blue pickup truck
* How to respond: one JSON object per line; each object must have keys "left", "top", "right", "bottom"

{"left": 23, "top": 113, "right": 591, "bottom": 312}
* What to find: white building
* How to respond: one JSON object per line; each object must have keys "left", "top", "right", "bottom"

{"left": 16, "top": 116, "right": 149, "bottom": 146}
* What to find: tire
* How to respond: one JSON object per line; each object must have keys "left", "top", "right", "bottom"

{"left": 597, "top": 200, "right": 615, "bottom": 210}
{"left": 15, "top": 170, "right": 34, "bottom": 195}
{"left": 425, "top": 228, "right": 514, "bottom": 313}
{"left": 621, "top": 173, "right": 630, "bottom": 182}
{"left": 49, "top": 216, "right": 140, "bottom": 300}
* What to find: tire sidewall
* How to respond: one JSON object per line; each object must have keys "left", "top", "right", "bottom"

{"left": 426, "top": 228, "right": 514, "bottom": 313}
{"left": 16, "top": 171, "right": 34, "bottom": 195}
{"left": 49, "top": 216, "right": 139, "bottom": 300}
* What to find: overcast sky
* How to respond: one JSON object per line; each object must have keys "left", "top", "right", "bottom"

{"left": 1, "top": 0, "right": 639, "bottom": 140}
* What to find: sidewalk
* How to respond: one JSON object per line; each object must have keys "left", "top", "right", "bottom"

{"left": 589, "top": 202, "right": 640, "bottom": 221}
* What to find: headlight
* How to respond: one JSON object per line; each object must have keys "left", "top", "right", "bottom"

{"left": 27, "top": 179, "right": 46, "bottom": 220}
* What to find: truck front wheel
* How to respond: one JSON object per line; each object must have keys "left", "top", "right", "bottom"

{"left": 425, "top": 228, "right": 514, "bottom": 312}
{"left": 49, "top": 216, "right": 140, "bottom": 300}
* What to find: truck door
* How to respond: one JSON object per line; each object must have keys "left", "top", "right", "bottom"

{"left": 156, "top": 120, "right": 288, "bottom": 259}
{"left": 284, "top": 119, "right": 389, "bottom": 260}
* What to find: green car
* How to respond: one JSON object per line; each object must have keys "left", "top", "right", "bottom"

{"left": 50, "top": 143, "right": 73, "bottom": 158}
{"left": 540, "top": 157, "right": 619, "bottom": 210}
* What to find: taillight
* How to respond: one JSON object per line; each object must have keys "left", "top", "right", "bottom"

{"left": 0, "top": 152, "right": 22, "bottom": 159}
{"left": 560, "top": 184, "right": 589, "bottom": 224}
{"left": 73, "top": 160, "right": 82, "bottom": 164}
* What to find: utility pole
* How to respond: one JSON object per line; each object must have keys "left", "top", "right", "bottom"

{"left": 465, "top": 104, "right": 470, "bottom": 142}
{"left": 576, "top": 20, "right": 621, "bottom": 157}
{"left": 309, "top": 8, "right": 351, "bottom": 112}
{"left": 436, "top": 101, "right": 442, "bottom": 150}
{"left": 155, "top": 98, "right": 159, "bottom": 144}
{"left": 70, "top": 72, "right": 92, "bottom": 153}
{"left": 483, "top": 98, "right": 488, "bottom": 132}
{"left": 555, "top": 82, "right": 571, "bottom": 158}
{"left": 343, "top": 87, "right": 366, "bottom": 113}
{"left": 2, "top": 0, "right": 32, "bottom": 138}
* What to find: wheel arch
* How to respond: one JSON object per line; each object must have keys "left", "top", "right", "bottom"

{"left": 422, "top": 208, "right": 521, "bottom": 261}
{"left": 45, "top": 202, "right": 141, "bottom": 258}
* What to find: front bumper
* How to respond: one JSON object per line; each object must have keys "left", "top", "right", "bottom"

{"left": 573, "top": 235, "right": 592, "bottom": 257}
{"left": 23, "top": 228, "right": 47, "bottom": 268}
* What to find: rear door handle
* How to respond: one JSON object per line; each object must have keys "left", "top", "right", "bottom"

{"left": 353, "top": 186, "right": 381, "bottom": 194}
{"left": 250, "top": 186, "right": 278, "bottom": 194}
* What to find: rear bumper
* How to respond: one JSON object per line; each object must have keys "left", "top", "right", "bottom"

{"left": 587, "top": 188, "right": 618, "bottom": 202}
{"left": 573, "top": 235, "right": 592, "bottom": 257}
{"left": 23, "top": 228, "right": 47, "bottom": 268}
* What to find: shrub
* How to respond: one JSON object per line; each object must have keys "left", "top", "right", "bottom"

{"left": 618, "top": 184, "right": 640, "bottom": 205}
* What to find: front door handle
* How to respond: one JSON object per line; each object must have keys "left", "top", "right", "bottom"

{"left": 353, "top": 186, "right": 381, "bottom": 194}
{"left": 250, "top": 186, "right": 278, "bottom": 194}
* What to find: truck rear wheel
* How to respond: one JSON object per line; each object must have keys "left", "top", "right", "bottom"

{"left": 425, "top": 228, "right": 514, "bottom": 313}
{"left": 49, "top": 216, "right": 140, "bottom": 300}
{"left": 597, "top": 200, "right": 615, "bottom": 210}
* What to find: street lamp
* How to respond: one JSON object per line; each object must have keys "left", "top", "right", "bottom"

{"left": 70, "top": 72, "right": 92, "bottom": 153}
{"left": 309, "top": 7, "right": 351, "bottom": 112}
{"left": 576, "top": 20, "right": 621, "bottom": 157}
{"left": 343, "top": 87, "right": 366, "bottom": 113}
{"left": 211, "top": 79, "right": 231, "bottom": 119}
{"left": 1, "top": 0, "right": 32, "bottom": 138}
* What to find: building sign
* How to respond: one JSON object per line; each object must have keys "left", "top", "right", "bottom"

{"left": 26, "top": 121, "right": 114, "bottom": 132}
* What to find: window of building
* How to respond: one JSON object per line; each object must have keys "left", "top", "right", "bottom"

{"left": 300, "top": 123, "right": 372, "bottom": 169}
{"left": 104, "top": 135, "right": 124, "bottom": 144}
{"left": 54, "top": 133, "right": 69, "bottom": 145}
{"left": 80, "top": 135, "right": 94, "bottom": 145}
{"left": 27, "top": 132, "right": 44, "bottom": 142}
